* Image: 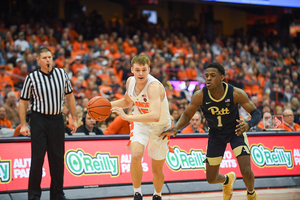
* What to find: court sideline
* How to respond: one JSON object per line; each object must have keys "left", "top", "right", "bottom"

{"left": 87, "top": 187, "right": 300, "bottom": 200}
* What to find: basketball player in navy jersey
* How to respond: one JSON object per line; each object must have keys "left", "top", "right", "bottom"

{"left": 160, "top": 63, "right": 260, "bottom": 200}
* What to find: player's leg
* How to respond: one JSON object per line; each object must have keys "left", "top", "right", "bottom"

{"left": 206, "top": 163, "right": 224, "bottom": 183}
{"left": 129, "top": 123, "right": 149, "bottom": 199}
{"left": 151, "top": 158, "right": 165, "bottom": 199}
{"left": 237, "top": 155, "right": 254, "bottom": 190}
{"left": 206, "top": 134, "right": 236, "bottom": 200}
{"left": 205, "top": 134, "right": 227, "bottom": 184}
{"left": 147, "top": 123, "right": 171, "bottom": 200}
{"left": 231, "top": 132, "right": 257, "bottom": 199}
{"left": 130, "top": 141, "right": 145, "bottom": 189}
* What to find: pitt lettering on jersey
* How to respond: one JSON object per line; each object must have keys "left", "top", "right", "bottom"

{"left": 134, "top": 101, "right": 150, "bottom": 108}
{"left": 208, "top": 106, "right": 230, "bottom": 115}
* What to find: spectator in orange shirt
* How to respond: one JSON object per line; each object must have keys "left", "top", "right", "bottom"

{"left": 181, "top": 111, "right": 205, "bottom": 133}
{"left": 12, "top": 57, "right": 23, "bottom": 76}
{"left": 104, "top": 115, "right": 130, "bottom": 135}
{"left": 283, "top": 109, "right": 300, "bottom": 131}
{"left": 257, "top": 111, "right": 272, "bottom": 130}
{"left": 71, "top": 55, "right": 88, "bottom": 76}
{"left": 66, "top": 23, "right": 79, "bottom": 43}
{"left": 54, "top": 48, "right": 66, "bottom": 68}
{"left": 12, "top": 63, "right": 29, "bottom": 88}
{"left": 0, "top": 65, "right": 14, "bottom": 91}
{"left": 4, "top": 91, "right": 20, "bottom": 127}
{"left": 14, "top": 110, "right": 31, "bottom": 137}
{"left": 186, "top": 61, "right": 198, "bottom": 80}
{"left": 107, "top": 45, "right": 121, "bottom": 59}
{"left": 89, "top": 55, "right": 102, "bottom": 71}
{"left": 99, "top": 79, "right": 113, "bottom": 98}
{"left": 85, "top": 81, "right": 97, "bottom": 100}
{"left": 124, "top": 39, "right": 138, "bottom": 56}
{"left": 0, "top": 106, "right": 13, "bottom": 129}
{"left": 72, "top": 34, "right": 89, "bottom": 55}
{"left": 98, "top": 62, "right": 111, "bottom": 84}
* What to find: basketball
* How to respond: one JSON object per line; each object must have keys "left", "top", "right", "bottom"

{"left": 87, "top": 96, "right": 111, "bottom": 121}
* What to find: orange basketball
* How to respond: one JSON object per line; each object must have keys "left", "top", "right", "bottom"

{"left": 87, "top": 96, "right": 111, "bottom": 121}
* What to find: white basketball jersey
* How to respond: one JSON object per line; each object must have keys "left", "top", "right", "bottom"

{"left": 127, "top": 74, "right": 171, "bottom": 126}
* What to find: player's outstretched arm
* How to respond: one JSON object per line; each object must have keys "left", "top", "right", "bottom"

{"left": 234, "top": 87, "right": 261, "bottom": 135}
{"left": 160, "top": 90, "right": 203, "bottom": 139}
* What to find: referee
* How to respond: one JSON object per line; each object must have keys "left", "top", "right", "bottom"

{"left": 19, "top": 47, "right": 77, "bottom": 200}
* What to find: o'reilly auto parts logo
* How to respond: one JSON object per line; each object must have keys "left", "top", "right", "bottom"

{"left": 166, "top": 146, "right": 206, "bottom": 171}
{"left": 0, "top": 158, "right": 11, "bottom": 183}
{"left": 251, "top": 144, "right": 293, "bottom": 169}
{"left": 65, "top": 149, "right": 119, "bottom": 177}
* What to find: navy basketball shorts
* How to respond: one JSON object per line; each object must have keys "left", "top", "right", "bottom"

{"left": 205, "top": 132, "right": 250, "bottom": 165}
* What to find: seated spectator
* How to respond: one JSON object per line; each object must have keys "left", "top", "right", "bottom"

{"left": 171, "top": 109, "right": 180, "bottom": 124}
{"left": 99, "top": 79, "right": 113, "bottom": 99}
{"left": 103, "top": 115, "right": 130, "bottom": 135}
{"left": 269, "top": 82, "right": 288, "bottom": 103}
{"left": 54, "top": 48, "right": 66, "bottom": 68}
{"left": 14, "top": 110, "right": 31, "bottom": 136}
{"left": 0, "top": 65, "right": 14, "bottom": 91}
{"left": 12, "top": 63, "right": 29, "bottom": 88}
{"left": 76, "top": 111, "right": 103, "bottom": 135}
{"left": 283, "top": 108, "right": 300, "bottom": 131}
{"left": 181, "top": 111, "right": 205, "bottom": 133}
{"left": 257, "top": 111, "right": 272, "bottom": 130}
{"left": 180, "top": 80, "right": 193, "bottom": 103}
{"left": 72, "top": 34, "right": 89, "bottom": 55}
{"left": 71, "top": 55, "right": 88, "bottom": 76}
{"left": 274, "top": 105, "right": 283, "bottom": 115}
{"left": 4, "top": 91, "right": 20, "bottom": 127}
{"left": 0, "top": 106, "right": 13, "bottom": 129}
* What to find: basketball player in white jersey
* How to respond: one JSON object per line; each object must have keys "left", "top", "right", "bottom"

{"left": 111, "top": 54, "right": 171, "bottom": 200}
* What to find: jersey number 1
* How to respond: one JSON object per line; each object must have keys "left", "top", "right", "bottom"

{"left": 217, "top": 116, "right": 223, "bottom": 127}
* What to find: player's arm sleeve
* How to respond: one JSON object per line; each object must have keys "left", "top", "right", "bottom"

{"left": 246, "top": 109, "right": 261, "bottom": 129}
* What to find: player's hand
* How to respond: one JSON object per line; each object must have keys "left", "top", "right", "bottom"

{"left": 111, "top": 106, "right": 127, "bottom": 120}
{"left": 70, "top": 119, "right": 78, "bottom": 134}
{"left": 159, "top": 127, "right": 178, "bottom": 140}
{"left": 235, "top": 119, "right": 249, "bottom": 136}
{"left": 20, "top": 125, "right": 30, "bottom": 136}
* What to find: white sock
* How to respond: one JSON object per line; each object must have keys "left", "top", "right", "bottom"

{"left": 154, "top": 191, "right": 161, "bottom": 197}
{"left": 134, "top": 187, "right": 142, "bottom": 195}
{"left": 247, "top": 189, "right": 255, "bottom": 194}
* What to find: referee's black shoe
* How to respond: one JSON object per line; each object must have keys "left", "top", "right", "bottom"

{"left": 152, "top": 195, "right": 162, "bottom": 200}
{"left": 59, "top": 197, "right": 70, "bottom": 200}
{"left": 134, "top": 192, "right": 143, "bottom": 200}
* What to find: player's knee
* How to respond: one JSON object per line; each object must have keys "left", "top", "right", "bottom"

{"left": 131, "top": 153, "right": 143, "bottom": 162}
{"left": 241, "top": 168, "right": 253, "bottom": 179}
{"left": 152, "top": 167, "right": 163, "bottom": 176}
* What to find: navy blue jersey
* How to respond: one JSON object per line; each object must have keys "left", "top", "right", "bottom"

{"left": 201, "top": 83, "right": 239, "bottom": 136}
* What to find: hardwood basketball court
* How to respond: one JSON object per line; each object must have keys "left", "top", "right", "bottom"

{"left": 87, "top": 187, "right": 300, "bottom": 200}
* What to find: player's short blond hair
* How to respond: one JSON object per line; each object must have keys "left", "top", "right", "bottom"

{"left": 131, "top": 54, "right": 150, "bottom": 66}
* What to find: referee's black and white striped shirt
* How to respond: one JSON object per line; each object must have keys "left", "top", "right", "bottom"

{"left": 20, "top": 68, "right": 73, "bottom": 115}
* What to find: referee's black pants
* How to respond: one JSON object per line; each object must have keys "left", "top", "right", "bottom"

{"left": 28, "top": 112, "right": 65, "bottom": 200}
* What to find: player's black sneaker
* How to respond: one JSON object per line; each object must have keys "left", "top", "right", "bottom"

{"left": 152, "top": 195, "right": 162, "bottom": 200}
{"left": 134, "top": 192, "right": 143, "bottom": 200}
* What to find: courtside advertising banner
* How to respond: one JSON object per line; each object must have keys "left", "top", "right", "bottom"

{"left": 1, "top": 135, "right": 300, "bottom": 192}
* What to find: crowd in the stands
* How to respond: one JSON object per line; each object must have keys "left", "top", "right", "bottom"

{"left": 1, "top": 8, "right": 300, "bottom": 136}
